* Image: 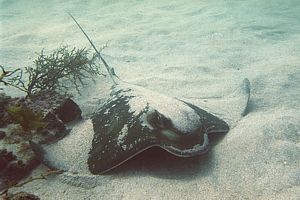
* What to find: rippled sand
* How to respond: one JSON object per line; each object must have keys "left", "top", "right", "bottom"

{"left": 1, "top": 0, "right": 299, "bottom": 199}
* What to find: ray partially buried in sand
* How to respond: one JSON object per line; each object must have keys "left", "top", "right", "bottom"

{"left": 34, "top": 14, "right": 250, "bottom": 174}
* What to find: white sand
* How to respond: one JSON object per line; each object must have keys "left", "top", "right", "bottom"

{"left": 1, "top": 0, "right": 299, "bottom": 199}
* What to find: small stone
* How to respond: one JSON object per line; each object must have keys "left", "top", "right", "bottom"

{"left": 9, "top": 192, "right": 40, "bottom": 200}
{"left": 0, "top": 146, "right": 40, "bottom": 191}
{"left": 56, "top": 98, "right": 82, "bottom": 123}
{"left": 0, "top": 131, "right": 6, "bottom": 139}
{"left": 44, "top": 112, "right": 66, "bottom": 132}
{"left": 283, "top": 161, "right": 287, "bottom": 165}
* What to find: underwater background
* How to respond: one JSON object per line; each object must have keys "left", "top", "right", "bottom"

{"left": 1, "top": 0, "right": 299, "bottom": 199}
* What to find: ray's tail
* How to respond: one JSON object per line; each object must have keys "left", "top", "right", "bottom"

{"left": 68, "top": 13, "right": 118, "bottom": 85}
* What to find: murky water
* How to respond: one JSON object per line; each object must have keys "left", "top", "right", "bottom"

{"left": 0, "top": 1, "right": 299, "bottom": 199}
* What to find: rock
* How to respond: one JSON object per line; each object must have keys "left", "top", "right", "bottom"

{"left": 0, "top": 131, "right": 5, "bottom": 140}
{"left": 27, "top": 90, "right": 82, "bottom": 124}
{"left": 5, "top": 191, "right": 40, "bottom": 200}
{"left": 0, "top": 94, "right": 14, "bottom": 128}
{"left": 0, "top": 143, "right": 40, "bottom": 191}
{"left": 1, "top": 91, "right": 82, "bottom": 145}
{"left": 43, "top": 113, "right": 66, "bottom": 133}
{"left": 0, "top": 91, "right": 82, "bottom": 191}
{"left": 55, "top": 98, "right": 82, "bottom": 123}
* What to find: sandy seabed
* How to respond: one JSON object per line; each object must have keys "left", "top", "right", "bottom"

{"left": 1, "top": 0, "right": 299, "bottom": 199}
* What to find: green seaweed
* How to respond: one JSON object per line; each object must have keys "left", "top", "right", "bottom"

{"left": 26, "top": 46, "right": 103, "bottom": 95}
{"left": 6, "top": 104, "right": 47, "bottom": 132}
{"left": 1, "top": 46, "right": 105, "bottom": 96}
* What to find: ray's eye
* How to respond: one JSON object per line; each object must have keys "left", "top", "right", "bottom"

{"left": 147, "top": 110, "right": 171, "bottom": 129}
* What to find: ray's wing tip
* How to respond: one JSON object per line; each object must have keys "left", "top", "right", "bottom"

{"left": 242, "top": 78, "right": 251, "bottom": 94}
{"left": 241, "top": 78, "right": 251, "bottom": 116}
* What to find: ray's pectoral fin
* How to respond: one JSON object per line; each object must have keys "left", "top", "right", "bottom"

{"left": 180, "top": 78, "right": 251, "bottom": 127}
{"left": 88, "top": 96, "right": 155, "bottom": 174}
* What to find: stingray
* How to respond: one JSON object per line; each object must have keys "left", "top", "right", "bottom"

{"left": 32, "top": 14, "right": 251, "bottom": 175}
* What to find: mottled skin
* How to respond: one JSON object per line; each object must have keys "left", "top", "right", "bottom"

{"left": 88, "top": 86, "right": 229, "bottom": 174}
{"left": 90, "top": 95, "right": 155, "bottom": 174}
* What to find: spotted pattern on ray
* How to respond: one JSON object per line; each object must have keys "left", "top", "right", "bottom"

{"left": 88, "top": 91, "right": 156, "bottom": 174}
{"left": 88, "top": 84, "right": 229, "bottom": 174}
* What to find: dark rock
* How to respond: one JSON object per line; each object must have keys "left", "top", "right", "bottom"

{"left": 0, "top": 91, "right": 82, "bottom": 191}
{"left": 34, "top": 112, "right": 70, "bottom": 144}
{"left": 27, "top": 90, "right": 82, "bottom": 124}
{"left": 0, "top": 94, "right": 14, "bottom": 128}
{"left": 43, "top": 112, "right": 66, "bottom": 133}
{"left": 0, "top": 150, "right": 16, "bottom": 163}
{"left": 37, "top": 129, "right": 70, "bottom": 145}
{"left": 0, "top": 157, "right": 6, "bottom": 172}
{"left": 55, "top": 98, "right": 82, "bottom": 123}
{"left": 22, "top": 90, "right": 82, "bottom": 144}
{"left": 0, "top": 143, "right": 40, "bottom": 192}
{"left": 26, "top": 91, "right": 81, "bottom": 144}
{"left": 0, "top": 131, "right": 6, "bottom": 140}
{"left": 8, "top": 192, "right": 40, "bottom": 200}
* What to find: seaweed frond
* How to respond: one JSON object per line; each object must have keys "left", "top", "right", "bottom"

{"left": 1, "top": 46, "right": 105, "bottom": 96}
{"left": 6, "top": 104, "right": 47, "bottom": 131}
{"left": 26, "top": 46, "right": 103, "bottom": 96}
{"left": 0, "top": 65, "right": 27, "bottom": 92}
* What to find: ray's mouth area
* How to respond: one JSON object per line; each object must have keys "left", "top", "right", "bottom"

{"left": 157, "top": 128, "right": 206, "bottom": 150}
{"left": 155, "top": 124, "right": 229, "bottom": 157}
{"left": 204, "top": 119, "right": 230, "bottom": 134}
{"left": 206, "top": 127, "right": 229, "bottom": 134}
{"left": 159, "top": 133, "right": 209, "bottom": 157}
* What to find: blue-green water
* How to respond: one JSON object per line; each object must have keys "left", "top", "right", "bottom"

{"left": 0, "top": 1, "right": 299, "bottom": 199}
{"left": 1, "top": 1, "right": 300, "bottom": 95}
